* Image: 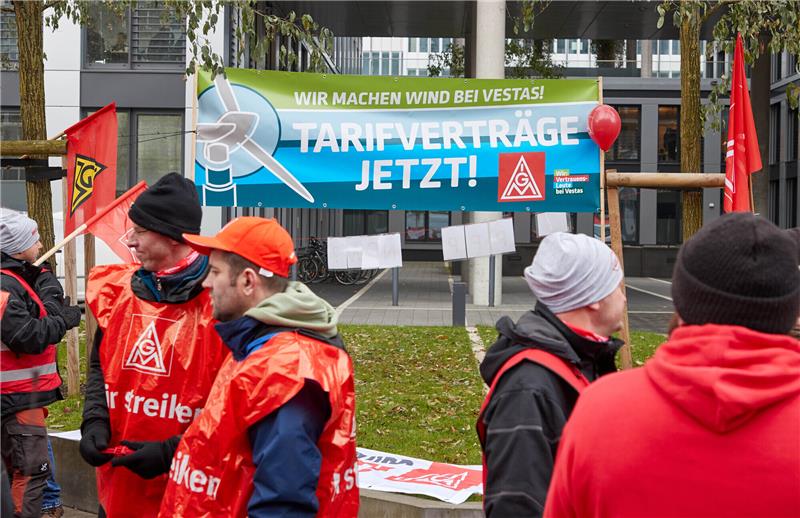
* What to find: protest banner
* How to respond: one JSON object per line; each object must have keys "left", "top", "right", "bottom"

{"left": 194, "top": 68, "right": 601, "bottom": 213}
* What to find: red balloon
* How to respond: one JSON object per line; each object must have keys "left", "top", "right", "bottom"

{"left": 588, "top": 104, "right": 622, "bottom": 152}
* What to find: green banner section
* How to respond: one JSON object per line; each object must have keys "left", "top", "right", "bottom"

{"left": 197, "top": 68, "right": 598, "bottom": 110}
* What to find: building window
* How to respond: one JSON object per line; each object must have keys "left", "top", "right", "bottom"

{"left": 671, "top": 40, "right": 680, "bottom": 54}
{"left": 656, "top": 190, "right": 682, "bottom": 245}
{"left": 84, "top": 1, "right": 185, "bottom": 68}
{"left": 770, "top": 104, "right": 781, "bottom": 164}
{"left": 769, "top": 180, "right": 780, "bottom": 225}
{"left": 0, "top": 110, "right": 25, "bottom": 210}
{"left": 391, "top": 51, "right": 400, "bottom": 75}
{"left": 658, "top": 40, "right": 670, "bottom": 55}
{"left": 86, "top": 109, "right": 182, "bottom": 194}
{"left": 343, "top": 210, "right": 389, "bottom": 236}
{"left": 430, "top": 38, "right": 440, "bottom": 53}
{"left": 789, "top": 108, "right": 798, "bottom": 162}
{"left": 419, "top": 38, "right": 429, "bottom": 53}
{"left": 619, "top": 188, "right": 640, "bottom": 244}
{"left": 408, "top": 38, "right": 417, "bottom": 53}
{"left": 606, "top": 106, "right": 641, "bottom": 161}
{"left": 0, "top": 2, "right": 17, "bottom": 68}
{"left": 787, "top": 178, "right": 797, "bottom": 228}
{"left": 405, "top": 211, "right": 449, "bottom": 242}
{"left": 658, "top": 106, "right": 680, "bottom": 163}
{"left": 556, "top": 39, "right": 566, "bottom": 54}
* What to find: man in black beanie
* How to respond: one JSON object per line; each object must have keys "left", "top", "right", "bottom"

{"left": 79, "top": 173, "right": 229, "bottom": 518}
{"left": 545, "top": 213, "right": 800, "bottom": 518}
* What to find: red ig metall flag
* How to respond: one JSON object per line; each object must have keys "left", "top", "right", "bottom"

{"left": 724, "top": 34, "right": 762, "bottom": 213}
{"left": 64, "top": 103, "right": 117, "bottom": 234}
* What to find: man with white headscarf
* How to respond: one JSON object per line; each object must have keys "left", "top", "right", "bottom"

{"left": 476, "top": 232, "right": 626, "bottom": 518}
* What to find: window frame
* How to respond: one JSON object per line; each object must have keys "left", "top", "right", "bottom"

{"left": 606, "top": 105, "right": 641, "bottom": 162}
{"left": 404, "top": 211, "right": 450, "bottom": 243}
{"left": 82, "top": 2, "right": 186, "bottom": 71}
{"left": 82, "top": 107, "right": 185, "bottom": 195}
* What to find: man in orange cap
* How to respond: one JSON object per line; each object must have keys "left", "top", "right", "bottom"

{"left": 158, "top": 217, "right": 359, "bottom": 517}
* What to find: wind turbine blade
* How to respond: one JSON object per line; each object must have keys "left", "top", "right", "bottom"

{"left": 241, "top": 139, "right": 315, "bottom": 203}
{"left": 214, "top": 75, "right": 239, "bottom": 112}
{"left": 196, "top": 123, "right": 236, "bottom": 142}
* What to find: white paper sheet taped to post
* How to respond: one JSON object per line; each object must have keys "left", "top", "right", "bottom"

{"left": 442, "top": 218, "right": 516, "bottom": 260}
{"left": 328, "top": 233, "right": 403, "bottom": 270}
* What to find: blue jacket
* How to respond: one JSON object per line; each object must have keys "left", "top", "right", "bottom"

{"left": 215, "top": 316, "right": 332, "bottom": 518}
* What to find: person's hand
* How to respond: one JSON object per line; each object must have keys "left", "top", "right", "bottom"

{"left": 110, "top": 437, "right": 179, "bottom": 479}
{"left": 60, "top": 297, "right": 82, "bottom": 329}
{"left": 79, "top": 420, "right": 113, "bottom": 467}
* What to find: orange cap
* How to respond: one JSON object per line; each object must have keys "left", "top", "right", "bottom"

{"left": 183, "top": 217, "right": 297, "bottom": 278}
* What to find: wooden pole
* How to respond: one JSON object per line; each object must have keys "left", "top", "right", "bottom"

{"left": 61, "top": 162, "right": 81, "bottom": 397}
{"left": 607, "top": 182, "right": 632, "bottom": 370}
{"left": 598, "top": 76, "right": 606, "bottom": 242}
{"left": 606, "top": 172, "right": 724, "bottom": 189}
{"left": 33, "top": 223, "right": 87, "bottom": 267}
{"left": 84, "top": 233, "right": 97, "bottom": 366}
{"left": 0, "top": 140, "right": 66, "bottom": 157}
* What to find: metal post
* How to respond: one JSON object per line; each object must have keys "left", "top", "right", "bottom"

{"left": 488, "top": 255, "right": 496, "bottom": 307}
{"left": 291, "top": 263, "right": 297, "bottom": 282}
{"left": 452, "top": 282, "right": 466, "bottom": 327}
{"left": 391, "top": 267, "right": 399, "bottom": 306}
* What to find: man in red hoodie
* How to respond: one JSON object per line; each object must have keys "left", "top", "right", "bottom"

{"left": 544, "top": 212, "right": 800, "bottom": 518}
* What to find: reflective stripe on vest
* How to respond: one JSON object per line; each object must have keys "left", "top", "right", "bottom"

{"left": 0, "top": 269, "right": 60, "bottom": 395}
{"left": 0, "top": 362, "right": 58, "bottom": 382}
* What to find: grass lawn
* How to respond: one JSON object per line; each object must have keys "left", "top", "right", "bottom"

{"left": 341, "top": 325, "right": 484, "bottom": 465}
{"left": 477, "top": 324, "right": 666, "bottom": 368}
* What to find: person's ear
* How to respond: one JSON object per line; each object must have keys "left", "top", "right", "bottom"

{"left": 587, "top": 301, "right": 601, "bottom": 312}
{"left": 240, "top": 268, "right": 259, "bottom": 295}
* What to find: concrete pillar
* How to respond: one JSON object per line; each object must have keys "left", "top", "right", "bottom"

{"left": 467, "top": 0, "right": 505, "bottom": 306}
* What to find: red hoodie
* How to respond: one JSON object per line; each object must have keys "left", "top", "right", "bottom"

{"left": 544, "top": 324, "right": 800, "bottom": 518}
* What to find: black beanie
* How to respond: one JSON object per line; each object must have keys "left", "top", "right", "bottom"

{"left": 128, "top": 173, "right": 202, "bottom": 243}
{"left": 672, "top": 212, "right": 800, "bottom": 335}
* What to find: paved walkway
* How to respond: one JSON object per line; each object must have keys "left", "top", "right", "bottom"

{"left": 336, "top": 262, "right": 673, "bottom": 334}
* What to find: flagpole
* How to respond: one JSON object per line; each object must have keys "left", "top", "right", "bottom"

{"left": 33, "top": 181, "right": 147, "bottom": 267}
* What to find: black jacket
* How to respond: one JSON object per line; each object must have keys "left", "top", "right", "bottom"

{"left": 478, "top": 302, "right": 622, "bottom": 518}
{"left": 0, "top": 253, "right": 70, "bottom": 417}
{"left": 81, "top": 257, "right": 210, "bottom": 429}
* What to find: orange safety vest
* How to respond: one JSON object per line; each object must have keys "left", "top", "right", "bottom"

{"left": 159, "top": 331, "right": 359, "bottom": 518}
{"left": 87, "top": 264, "right": 229, "bottom": 518}
{"left": 0, "top": 269, "right": 61, "bottom": 395}
{"left": 476, "top": 349, "right": 589, "bottom": 497}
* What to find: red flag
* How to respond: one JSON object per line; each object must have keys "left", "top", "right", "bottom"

{"left": 64, "top": 103, "right": 117, "bottom": 234}
{"left": 724, "top": 34, "right": 762, "bottom": 213}
{"left": 85, "top": 182, "right": 147, "bottom": 263}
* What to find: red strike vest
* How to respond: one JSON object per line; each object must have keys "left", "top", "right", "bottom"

{"left": 159, "top": 331, "right": 359, "bottom": 518}
{"left": 0, "top": 270, "right": 61, "bottom": 395}
{"left": 87, "top": 264, "right": 228, "bottom": 518}
{"left": 476, "top": 349, "right": 589, "bottom": 494}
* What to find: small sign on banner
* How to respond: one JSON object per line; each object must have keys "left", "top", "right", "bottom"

{"left": 465, "top": 223, "right": 492, "bottom": 258}
{"left": 356, "top": 447, "right": 482, "bottom": 505}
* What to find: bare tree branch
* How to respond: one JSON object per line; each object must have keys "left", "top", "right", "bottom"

{"left": 702, "top": 0, "right": 734, "bottom": 23}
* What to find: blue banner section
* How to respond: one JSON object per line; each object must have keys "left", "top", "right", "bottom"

{"left": 195, "top": 74, "right": 601, "bottom": 212}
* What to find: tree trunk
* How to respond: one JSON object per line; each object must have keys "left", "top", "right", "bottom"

{"left": 680, "top": 6, "right": 703, "bottom": 240}
{"left": 750, "top": 31, "right": 772, "bottom": 217}
{"left": 13, "top": 0, "right": 56, "bottom": 270}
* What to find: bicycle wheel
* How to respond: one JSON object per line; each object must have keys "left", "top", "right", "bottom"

{"left": 297, "top": 256, "right": 319, "bottom": 284}
{"left": 353, "top": 269, "right": 374, "bottom": 285}
{"left": 311, "top": 254, "right": 329, "bottom": 283}
{"left": 334, "top": 269, "right": 360, "bottom": 285}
